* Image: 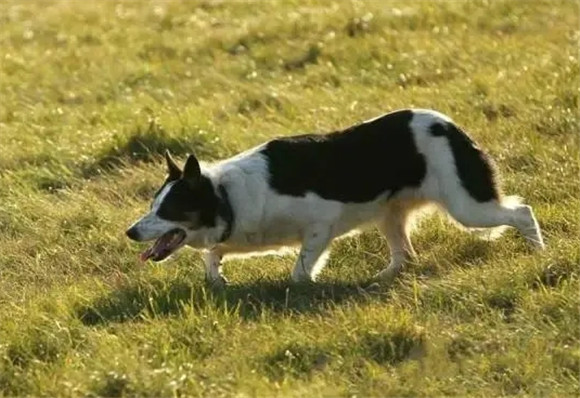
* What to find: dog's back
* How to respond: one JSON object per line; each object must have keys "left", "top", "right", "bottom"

{"left": 262, "top": 109, "right": 427, "bottom": 203}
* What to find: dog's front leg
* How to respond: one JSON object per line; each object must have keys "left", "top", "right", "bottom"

{"left": 291, "top": 225, "right": 332, "bottom": 283}
{"left": 203, "top": 249, "right": 228, "bottom": 287}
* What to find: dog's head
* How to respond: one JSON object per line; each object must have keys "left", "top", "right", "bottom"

{"left": 126, "top": 151, "right": 222, "bottom": 262}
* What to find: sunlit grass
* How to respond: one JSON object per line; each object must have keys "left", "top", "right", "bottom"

{"left": 0, "top": 0, "right": 578, "bottom": 396}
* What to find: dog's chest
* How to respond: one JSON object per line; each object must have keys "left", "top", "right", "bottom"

{"left": 226, "top": 193, "right": 386, "bottom": 251}
{"left": 234, "top": 219, "right": 304, "bottom": 248}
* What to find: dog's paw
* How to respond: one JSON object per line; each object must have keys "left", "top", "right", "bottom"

{"left": 372, "top": 268, "right": 398, "bottom": 287}
{"left": 364, "top": 282, "right": 382, "bottom": 292}
{"left": 290, "top": 269, "right": 315, "bottom": 284}
{"left": 354, "top": 282, "right": 382, "bottom": 296}
{"left": 207, "top": 274, "right": 229, "bottom": 289}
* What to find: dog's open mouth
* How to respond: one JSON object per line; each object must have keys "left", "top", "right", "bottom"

{"left": 140, "top": 228, "right": 186, "bottom": 262}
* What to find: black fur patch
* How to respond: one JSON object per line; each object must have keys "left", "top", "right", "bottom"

{"left": 430, "top": 122, "right": 499, "bottom": 202}
{"left": 156, "top": 176, "right": 219, "bottom": 228}
{"left": 262, "top": 110, "right": 427, "bottom": 203}
{"left": 155, "top": 177, "right": 235, "bottom": 242}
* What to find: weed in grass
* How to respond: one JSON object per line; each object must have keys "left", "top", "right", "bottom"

{"left": 84, "top": 118, "right": 221, "bottom": 178}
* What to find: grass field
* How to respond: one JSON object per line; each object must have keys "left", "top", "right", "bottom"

{"left": 0, "top": 0, "right": 579, "bottom": 396}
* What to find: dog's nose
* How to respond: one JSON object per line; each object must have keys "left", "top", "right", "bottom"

{"left": 126, "top": 226, "right": 141, "bottom": 241}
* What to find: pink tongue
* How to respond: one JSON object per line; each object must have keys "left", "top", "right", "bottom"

{"left": 140, "top": 247, "right": 154, "bottom": 262}
{"left": 139, "top": 234, "right": 172, "bottom": 262}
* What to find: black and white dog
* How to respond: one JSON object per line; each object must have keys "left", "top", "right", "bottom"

{"left": 126, "top": 109, "right": 544, "bottom": 286}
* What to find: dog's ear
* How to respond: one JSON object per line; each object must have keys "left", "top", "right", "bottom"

{"left": 165, "top": 150, "right": 182, "bottom": 180}
{"left": 183, "top": 153, "right": 201, "bottom": 187}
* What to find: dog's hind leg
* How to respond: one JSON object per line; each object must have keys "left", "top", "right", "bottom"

{"left": 375, "top": 202, "right": 419, "bottom": 285}
{"left": 511, "top": 202, "right": 545, "bottom": 249}
{"left": 439, "top": 191, "right": 545, "bottom": 250}
{"left": 421, "top": 119, "right": 545, "bottom": 249}
{"left": 291, "top": 225, "right": 333, "bottom": 283}
{"left": 436, "top": 171, "right": 544, "bottom": 249}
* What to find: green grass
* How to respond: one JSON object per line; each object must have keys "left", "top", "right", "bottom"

{"left": 0, "top": 0, "right": 578, "bottom": 396}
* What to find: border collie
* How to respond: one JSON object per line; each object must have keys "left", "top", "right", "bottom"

{"left": 126, "top": 109, "right": 544, "bottom": 286}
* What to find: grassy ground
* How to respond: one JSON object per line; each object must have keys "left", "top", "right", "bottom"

{"left": 0, "top": 0, "right": 578, "bottom": 396}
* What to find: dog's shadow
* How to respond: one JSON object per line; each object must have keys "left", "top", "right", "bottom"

{"left": 77, "top": 277, "right": 385, "bottom": 326}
